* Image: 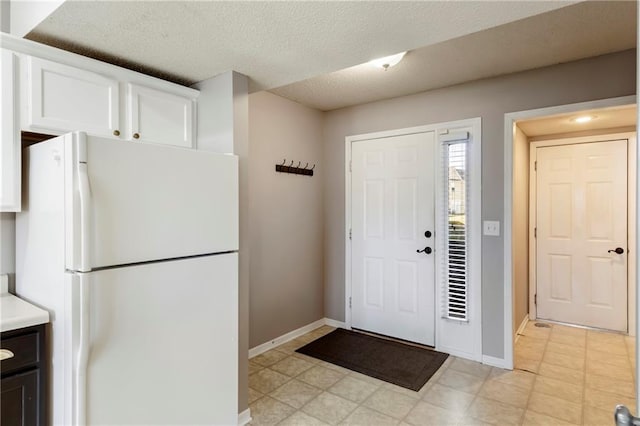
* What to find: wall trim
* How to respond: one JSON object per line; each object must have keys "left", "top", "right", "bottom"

{"left": 324, "top": 318, "right": 347, "bottom": 329}
{"left": 482, "top": 355, "right": 510, "bottom": 369}
{"left": 503, "top": 95, "right": 636, "bottom": 372}
{"left": 514, "top": 316, "right": 529, "bottom": 344}
{"left": 249, "top": 319, "right": 325, "bottom": 358}
{"left": 238, "top": 408, "right": 251, "bottom": 426}
{"left": 248, "top": 318, "right": 346, "bottom": 358}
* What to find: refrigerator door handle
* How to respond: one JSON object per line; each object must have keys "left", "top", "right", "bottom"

{"left": 74, "top": 273, "right": 90, "bottom": 426}
{"left": 77, "top": 161, "right": 92, "bottom": 272}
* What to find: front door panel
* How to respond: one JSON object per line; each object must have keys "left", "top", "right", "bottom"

{"left": 351, "top": 132, "right": 436, "bottom": 345}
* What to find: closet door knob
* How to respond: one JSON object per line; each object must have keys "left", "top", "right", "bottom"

{"left": 133, "top": 133, "right": 140, "bottom": 139}
{"left": 113, "top": 130, "right": 120, "bottom": 136}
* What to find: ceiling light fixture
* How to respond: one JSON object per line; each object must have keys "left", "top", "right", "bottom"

{"left": 571, "top": 115, "right": 596, "bottom": 124}
{"left": 369, "top": 52, "right": 407, "bottom": 71}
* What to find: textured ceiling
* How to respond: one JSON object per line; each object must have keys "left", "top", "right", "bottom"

{"left": 26, "top": 0, "right": 576, "bottom": 92}
{"left": 272, "top": 1, "right": 637, "bottom": 110}
{"left": 517, "top": 105, "right": 637, "bottom": 138}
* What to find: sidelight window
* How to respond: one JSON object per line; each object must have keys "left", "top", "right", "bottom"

{"left": 442, "top": 141, "right": 469, "bottom": 321}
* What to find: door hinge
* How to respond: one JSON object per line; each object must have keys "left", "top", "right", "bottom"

{"left": 534, "top": 161, "right": 537, "bottom": 171}
{"left": 534, "top": 227, "right": 537, "bottom": 238}
{"left": 349, "top": 228, "right": 352, "bottom": 240}
{"left": 349, "top": 297, "right": 352, "bottom": 309}
{"left": 534, "top": 294, "right": 537, "bottom": 305}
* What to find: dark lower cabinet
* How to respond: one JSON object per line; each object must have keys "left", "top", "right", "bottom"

{"left": 1, "top": 370, "right": 38, "bottom": 426}
{"left": 1, "top": 324, "right": 47, "bottom": 426}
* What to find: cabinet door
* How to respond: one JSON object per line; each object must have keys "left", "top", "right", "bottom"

{"left": 1, "top": 370, "right": 39, "bottom": 426}
{"left": 1, "top": 49, "right": 20, "bottom": 212}
{"left": 128, "top": 83, "right": 194, "bottom": 148}
{"left": 27, "top": 56, "right": 120, "bottom": 137}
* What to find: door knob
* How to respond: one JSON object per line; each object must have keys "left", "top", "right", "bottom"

{"left": 424, "top": 231, "right": 432, "bottom": 238}
{"left": 417, "top": 247, "right": 432, "bottom": 255}
{"left": 608, "top": 247, "right": 625, "bottom": 254}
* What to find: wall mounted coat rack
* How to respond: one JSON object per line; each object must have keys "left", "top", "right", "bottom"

{"left": 275, "top": 159, "right": 315, "bottom": 176}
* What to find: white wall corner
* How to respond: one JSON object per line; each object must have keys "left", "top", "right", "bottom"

{"left": 191, "top": 72, "right": 234, "bottom": 153}
{"left": 9, "top": 0, "right": 65, "bottom": 37}
{"left": 237, "top": 408, "right": 251, "bottom": 426}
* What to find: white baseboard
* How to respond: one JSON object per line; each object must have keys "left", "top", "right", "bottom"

{"left": 248, "top": 318, "right": 346, "bottom": 358}
{"left": 238, "top": 408, "right": 251, "bottom": 426}
{"left": 324, "top": 318, "right": 346, "bottom": 328}
{"left": 482, "top": 354, "right": 510, "bottom": 369}
{"left": 249, "top": 319, "right": 325, "bottom": 358}
{"left": 514, "top": 316, "right": 529, "bottom": 344}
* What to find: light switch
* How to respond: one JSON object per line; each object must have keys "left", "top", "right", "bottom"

{"left": 483, "top": 220, "right": 500, "bottom": 236}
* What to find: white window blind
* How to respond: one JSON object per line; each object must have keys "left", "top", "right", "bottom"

{"left": 442, "top": 141, "right": 469, "bottom": 321}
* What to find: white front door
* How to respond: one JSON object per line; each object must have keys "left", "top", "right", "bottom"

{"left": 351, "top": 131, "right": 436, "bottom": 346}
{"left": 536, "top": 139, "right": 628, "bottom": 331}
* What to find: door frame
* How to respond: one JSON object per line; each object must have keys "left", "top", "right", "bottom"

{"left": 503, "top": 95, "right": 636, "bottom": 370}
{"left": 528, "top": 133, "right": 637, "bottom": 331}
{"left": 344, "top": 117, "right": 482, "bottom": 361}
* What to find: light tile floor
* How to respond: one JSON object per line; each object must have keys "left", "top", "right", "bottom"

{"left": 248, "top": 323, "right": 636, "bottom": 425}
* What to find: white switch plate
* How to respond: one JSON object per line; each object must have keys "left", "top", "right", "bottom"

{"left": 483, "top": 220, "right": 500, "bottom": 236}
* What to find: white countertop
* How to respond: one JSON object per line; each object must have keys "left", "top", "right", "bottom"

{"left": 1, "top": 275, "right": 49, "bottom": 333}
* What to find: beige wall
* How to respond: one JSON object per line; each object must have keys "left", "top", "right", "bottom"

{"left": 322, "top": 49, "right": 636, "bottom": 359}
{"left": 513, "top": 125, "right": 529, "bottom": 334}
{"left": 248, "top": 91, "right": 325, "bottom": 348}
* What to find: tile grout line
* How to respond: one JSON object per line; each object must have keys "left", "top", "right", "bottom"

{"left": 520, "top": 325, "right": 552, "bottom": 425}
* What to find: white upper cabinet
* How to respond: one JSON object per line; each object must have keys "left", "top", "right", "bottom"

{"left": 21, "top": 53, "right": 197, "bottom": 148}
{"left": 128, "top": 83, "right": 194, "bottom": 148}
{"left": 26, "top": 56, "right": 121, "bottom": 138}
{"left": 1, "top": 49, "right": 21, "bottom": 212}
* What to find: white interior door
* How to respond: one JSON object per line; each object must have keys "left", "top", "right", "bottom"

{"left": 536, "top": 139, "right": 628, "bottom": 331}
{"left": 351, "top": 132, "right": 436, "bottom": 346}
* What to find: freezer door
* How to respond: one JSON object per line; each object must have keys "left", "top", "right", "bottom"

{"left": 74, "top": 253, "right": 238, "bottom": 425}
{"left": 64, "top": 132, "right": 238, "bottom": 270}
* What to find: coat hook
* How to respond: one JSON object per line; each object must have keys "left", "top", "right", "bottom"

{"left": 281, "top": 159, "right": 286, "bottom": 166}
{"left": 304, "top": 163, "right": 309, "bottom": 169}
{"left": 311, "top": 164, "right": 316, "bottom": 171}
{"left": 289, "top": 160, "right": 294, "bottom": 167}
{"left": 297, "top": 161, "right": 301, "bottom": 168}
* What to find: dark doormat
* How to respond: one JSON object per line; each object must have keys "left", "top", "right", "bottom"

{"left": 296, "top": 328, "right": 448, "bottom": 391}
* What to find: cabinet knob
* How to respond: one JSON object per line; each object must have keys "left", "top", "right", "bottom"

{"left": 133, "top": 133, "right": 140, "bottom": 139}
{"left": 113, "top": 130, "right": 120, "bottom": 137}
{"left": 0, "top": 349, "right": 15, "bottom": 361}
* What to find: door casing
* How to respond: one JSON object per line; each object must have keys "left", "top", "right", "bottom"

{"left": 344, "top": 117, "right": 483, "bottom": 362}
{"left": 504, "top": 95, "right": 637, "bottom": 371}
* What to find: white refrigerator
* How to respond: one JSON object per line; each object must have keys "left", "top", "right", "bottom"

{"left": 16, "top": 132, "right": 239, "bottom": 425}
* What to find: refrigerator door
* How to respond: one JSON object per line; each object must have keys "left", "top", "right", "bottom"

{"left": 64, "top": 132, "right": 238, "bottom": 271}
{"left": 72, "top": 253, "right": 238, "bottom": 425}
